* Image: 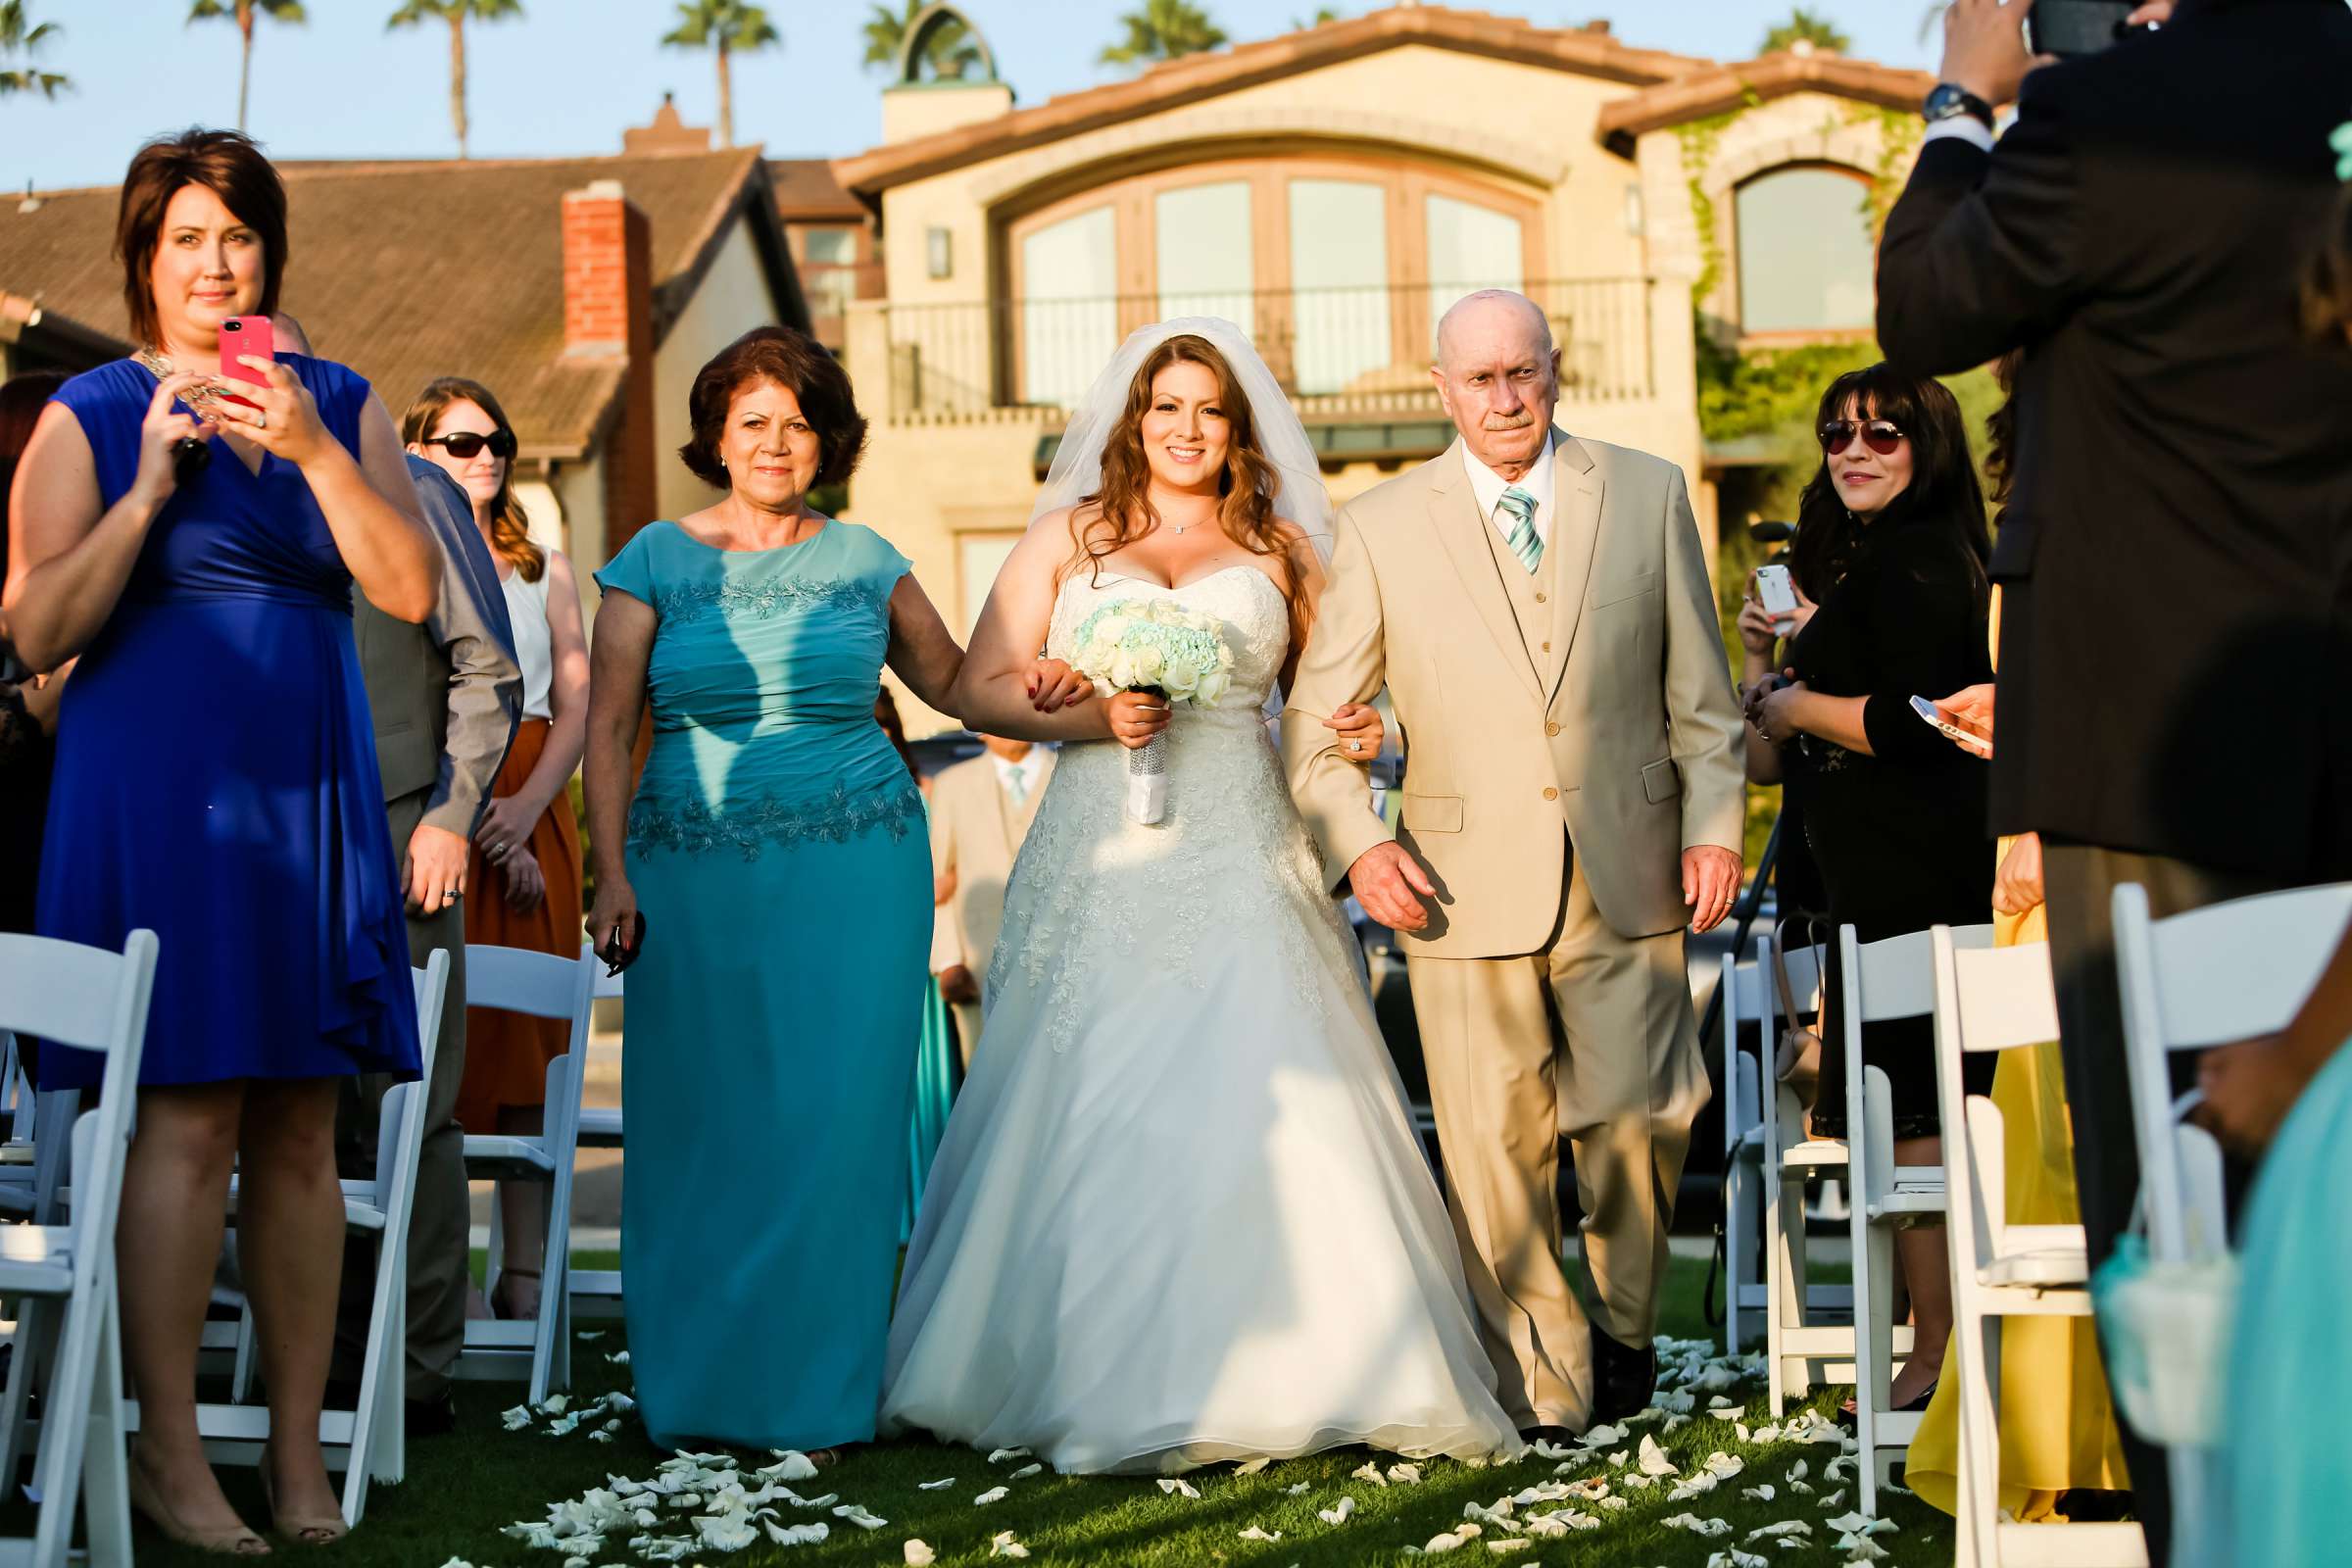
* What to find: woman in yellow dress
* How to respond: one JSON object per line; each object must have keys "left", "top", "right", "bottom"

{"left": 1905, "top": 368, "right": 2130, "bottom": 1522}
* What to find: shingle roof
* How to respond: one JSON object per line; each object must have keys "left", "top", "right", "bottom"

{"left": 1594, "top": 52, "right": 1938, "bottom": 154}
{"left": 0, "top": 146, "right": 785, "bottom": 461}
{"left": 768, "top": 158, "right": 862, "bottom": 221}
{"left": 835, "top": 5, "right": 1715, "bottom": 197}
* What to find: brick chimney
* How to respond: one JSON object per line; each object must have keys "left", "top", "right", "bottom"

{"left": 563, "top": 179, "right": 659, "bottom": 559}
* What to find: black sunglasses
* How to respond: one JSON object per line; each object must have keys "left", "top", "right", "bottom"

{"left": 1819, "top": 418, "right": 1904, "bottom": 457}
{"left": 424, "top": 429, "right": 516, "bottom": 461}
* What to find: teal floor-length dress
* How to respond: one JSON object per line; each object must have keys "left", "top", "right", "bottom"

{"left": 598, "top": 518, "right": 929, "bottom": 1451}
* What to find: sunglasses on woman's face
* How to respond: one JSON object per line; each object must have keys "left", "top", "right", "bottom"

{"left": 424, "top": 429, "right": 516, "bottom": 462}
{"left": 1819, "top": 419, "right": 1904, "bottom": 457}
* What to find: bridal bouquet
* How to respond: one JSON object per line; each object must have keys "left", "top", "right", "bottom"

{"left": 1071, "top": 599, "right": 1235, "bottom": 825}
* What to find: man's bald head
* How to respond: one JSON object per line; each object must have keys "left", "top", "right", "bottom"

{"left": 1431, "top": 289, "right": 1559, "bottom": 478}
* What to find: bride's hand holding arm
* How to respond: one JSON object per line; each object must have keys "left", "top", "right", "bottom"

{"left": 945, "top": 514, "right": 1159, "bottom": 745}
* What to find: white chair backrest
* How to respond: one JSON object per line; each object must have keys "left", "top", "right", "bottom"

{"left": 365, "top": 954, "right": 453, "bottom": 1212}
{"left": 466, "top": 944, "right": 599, "bottom": 1030}
{"left": 0, "top": 931, "right": 160, "bottom": 1300}
{"left": 1842, "top": 923, "right": 1995, "bottom": 1199}
{"left": 2115, "top": 880, "right": 2352, "bottom": 1261}
{"left": 1932, "top": 931, "right": 2058, "bottom": 1267}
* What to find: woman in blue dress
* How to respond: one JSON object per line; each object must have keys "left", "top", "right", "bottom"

{"left": 2, "top": 131, "right": 438, "bottom": 1551}
{"left": 582, "top": 326, "right": 1079, "bottom": 1458}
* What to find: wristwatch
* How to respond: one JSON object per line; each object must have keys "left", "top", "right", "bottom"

{"left": 1922, "top": 82, "right": 1995, "bottom": 130}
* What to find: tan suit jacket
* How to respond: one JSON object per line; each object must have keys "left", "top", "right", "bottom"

{"left": 928, "top": 749, "right": 1054, "bottom": 1004}
{"left": 1284, "top": 431, "right": 1743, "bottom": 954}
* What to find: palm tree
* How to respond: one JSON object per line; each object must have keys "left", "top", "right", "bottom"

{"left": 0, "top": 1, "right": 67, "bottom": 99}
{"left": 385, "top": 0, "right": 525, "bottom": 162}
{"left": 861, "top": 0, "right": 981, "bottom": 79}
{"left": 188, "top": 0, "right": 307, "bottom": 134}
{"left": 1099, "top": 0, "right": 1226, "bottom": 69}
{"left": 1759, "top": 6, "right": 1851, "bottom": 54}
{"left": 662, "top": 1, "right": 780, "bottom": 150}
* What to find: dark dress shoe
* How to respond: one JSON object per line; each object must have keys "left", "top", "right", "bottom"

{"left": 1590, "top": 1325, "right": 1658, "bottom": 1426}
{"left": 1518, "top": 1424, "right": 1579, "bottom": 1447}
{"left": 405, "top": 1390, "right": 458, "bottom": 1438}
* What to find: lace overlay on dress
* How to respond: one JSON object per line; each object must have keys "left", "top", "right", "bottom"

{"left": 653, "top": 575, "right": 889, "bottom": 626}
{"left": 989, "top": 566, "right": 1352, "bottom": 1053}
{"left": 631, "top": 778, "right": 922, "bottom": 861}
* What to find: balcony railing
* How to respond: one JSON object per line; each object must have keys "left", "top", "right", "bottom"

{"left": 880, "top": 277, "right": 1656, "bottom": 423}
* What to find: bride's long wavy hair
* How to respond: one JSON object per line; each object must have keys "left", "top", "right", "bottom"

{"left": 1065, "top": 333, "right": 1306, "bottom": 635}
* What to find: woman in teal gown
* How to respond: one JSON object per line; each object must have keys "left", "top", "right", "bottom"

{"left": 874, "top": 687, "right": 962, "bottom": 1239}
{"left": 580, "top": 329, "right": 1070, "bottom": 1455}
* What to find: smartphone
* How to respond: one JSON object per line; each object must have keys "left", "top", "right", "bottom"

{"left": 1910, "top": 694, "right": 1992, "bottom": 756}
{"left": 1755, "top": 564, "right": 1800, "bottom": 630}
{"left": 2025, "top": 0, "right": 2140, "bottom": 58}
{"left": 218, "top": 315, "right": 274, "bottom": 409}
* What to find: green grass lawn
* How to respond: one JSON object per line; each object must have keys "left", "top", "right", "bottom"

{"left": 108, "top": 1253, "right": 1952, "bottom": 1567}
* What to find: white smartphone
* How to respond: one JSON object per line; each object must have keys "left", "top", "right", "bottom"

{"left": 1909, "top": 694, "right": 1992, "bottom": 757}
{"left": 1755, "top": 564, "right": 1799, "bottom": 629}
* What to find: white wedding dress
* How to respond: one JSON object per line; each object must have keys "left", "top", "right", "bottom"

{"left": 879, "top": 564, "right": 1521, "bottom": 1475}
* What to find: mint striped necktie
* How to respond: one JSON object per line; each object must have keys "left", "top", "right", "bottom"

{"left": 1496, "top": 486, "right": 1543, "bottom": 574}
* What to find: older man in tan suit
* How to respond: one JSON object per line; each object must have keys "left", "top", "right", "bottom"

{"left": 1284, "top": 290, "right": 1744, "bottom": 1437}
{"left": 929, "top": 734, "right": 1055, "bottom": 1062}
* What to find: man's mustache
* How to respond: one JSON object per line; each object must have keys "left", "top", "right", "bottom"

{"left": 1481, "top": 411, "right": 1536, "bottom": 431}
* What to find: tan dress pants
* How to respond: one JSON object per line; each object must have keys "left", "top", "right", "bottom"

{"left": 1404, "top": 851, "right": 1707, "bottom": 1430}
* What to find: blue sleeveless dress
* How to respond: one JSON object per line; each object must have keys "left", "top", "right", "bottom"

{"left": 35, "top": 356, "right": 418, "bottom": 1089}
{"left": 596, "top": 518, "right": 929, "bottom": 1451}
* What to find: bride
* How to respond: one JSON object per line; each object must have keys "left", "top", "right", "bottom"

{"left": 877, "top": 319, "right": 1521, "bottom": 1473}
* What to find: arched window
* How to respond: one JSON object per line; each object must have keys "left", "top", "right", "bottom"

{"left": 1734, "top": 166, "right": 1875, "bottom": 335}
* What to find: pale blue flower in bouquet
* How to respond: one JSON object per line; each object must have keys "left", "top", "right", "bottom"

{"left": 2334, "top": 121, "right": 2352, "bottom": 182}
{"left": 1072, "top": 599, "right": 1235, "bottom": 822}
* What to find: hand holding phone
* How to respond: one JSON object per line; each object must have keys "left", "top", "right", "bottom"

{"left": 1754, "top": 564, "right": 1800, "bottom": 632}
{"left": 597, "top": 911, "right": 647, "bottom": 977}
{"left": 1910, "top": 694, "right": 1993, "bottom": 758}
{"left": 217, "top": 316, "right": 275, "bottom": 410}
{"left": 2025, "top": 0, "right": 2144, "bottom": 58}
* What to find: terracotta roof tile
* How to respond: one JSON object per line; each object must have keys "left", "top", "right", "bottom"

{"left": 836, "top": 3, "right": 1715, "bottom": 196}
{"left": 0, "top": 146, "right": 779, "bottom": 460}
{"left": 768, "top": 158, "right": 862, "bottom": 221}
{"left": 1595, "top": 52, "right": 1937, "bottom": 153}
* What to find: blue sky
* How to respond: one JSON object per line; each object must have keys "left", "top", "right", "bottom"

{"left": 0, "top": 2, "right": 1940, "bottom": 193}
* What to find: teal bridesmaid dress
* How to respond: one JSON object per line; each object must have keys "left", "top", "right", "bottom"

{"left": 596, "top": 518, "right": 929, "bottom": 1452}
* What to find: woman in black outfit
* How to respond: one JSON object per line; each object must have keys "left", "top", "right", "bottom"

{"left": 1744, "top": 363, "right": 1994, "bottom": 1410}
{"left": 0, "top": 369, "right": 70, "bottom": 934}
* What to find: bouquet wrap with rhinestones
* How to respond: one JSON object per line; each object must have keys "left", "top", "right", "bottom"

{"left": 1071, "top": 599, "right": 1235, "bottom": 825}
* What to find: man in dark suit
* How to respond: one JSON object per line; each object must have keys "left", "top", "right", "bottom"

{"left": 347, "top": 430, "right": 520, "bottom": 1427}
{"left": 1877, "top": 1, "right": 2352, "bottom": 1554}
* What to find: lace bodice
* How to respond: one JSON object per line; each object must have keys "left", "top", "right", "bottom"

{"left": 994, "top": 565, "right": 1357, "bottom": 1052}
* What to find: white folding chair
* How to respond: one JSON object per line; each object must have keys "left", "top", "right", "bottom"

{"left": 1719, "top": 945, "right": 1769, "bottom": 1354}
{"left": 1758, "top": 930, "right": 1857, "bottom": 1411}
{"left": 0, "top": 930, "right": 156, "bottom": 1568}
{"left": 2113, "top": 879, "right": 2352, "bottom": 1556}
{"left": 568, "top": 963, "right": 625, "bottom": 1321}
{"left": 456, "top": 943, "right": 594, "bottom": 1404}
{"left": 1840, "top": 921, "right": 1995, "bottom": 1511}
{"left": 0, "top": 1037, "right": 77, "bottom": 1226}
{"left": 1932, "top": 929, "right": 2148, "bottom": 1568}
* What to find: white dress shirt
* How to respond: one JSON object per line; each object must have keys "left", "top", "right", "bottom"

{"left": 1922, "top": 117, "right": 1996, "bottom": 154}
{"left": 1462, "top": 432, "right": 1556, "bottom": 549}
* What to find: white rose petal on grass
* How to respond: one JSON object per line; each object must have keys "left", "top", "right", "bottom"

{"left": 973, "top": 1487, "right": 1009, "bottom": 1506}
{"left": 1788, "top": 1481, "right": 1817, "bottom": 1496}
{"left": 760, "top": 1452, "right": 820, "bottom": 1483}
{"left": 1705, "top": 1550, "right": 1769, "bottom": 1568}
{"left": 1233, "top": 1456, "right": 1272, "bottom": 1476}
{"left": 1155, "top": 1478, "right": 1200, "bottom": 1499}
{"left": 762, "top": 1519, "right": 830, "bottom": 1548}
{"left": 1388, "top": 1462, "right": 1425, "bottom": 1485}
{"left": 1741, "top": 1484, "right": 1778, "bottom": 1502}
{"left": 1349, "top": 1461, "right": 1389, "bottom": 1488}
{"left": 1834, "top": 1535, "right": 1891, "bottom": 1562}
{"left": 1530, "top": 1439, "right": 1577, "bottom": 1462}
{"left": 1608, "top": 1449, "right": 1630, "bottom": 1468}
{"left": 1664, "top": 1414, "right": 1693, "bottom": 1433}
{"left": 1580, "top": 1423, "right": 1624, "bottom": 1448}
{"left": 1708, "top": 1395, "right": 1740, "bottom": 1410}
{"left": 1787, "top": 1460, "right": 1810, "bottom": 1483}
{"left": 1486, "top": 1540, "right": 1533, "bottom": 1555}
{"left": 917, "top": 1479, "right": 956, "bottom": 1492}
{"left": 1819, "top": 1488, "right": 1846, "bottom": 1510}
{"left": 501, "top": 1405, "right": 533, "bottom": 1431}
{"left": 1416, "top": 1525, "right": 1483, "bottom": 1553}
{"left": 1464, "top": 1499, "right": 1515, "bottom": 1529}
{"left": 1239, "top": 1526, "right": 1284, "bottom": 1542}
{"left": 538, "top": 1395, "right": 570, "bottom": 1415}
{"left": 1621, "top": 1472, "right": 1656, "bottom": 1491}
{"left": 991, "top": 1529, "right": 1032, "bottom": 1559}
{"left": 1316, "top": 1495, "right": 1357, "bottom": 1526}
{"left": 1287, "top": 1482, "right": 1310, "bottom": 1496}
{"left": 1746, "top": 1520, "right": 1812, "bottom": 1543}
{"left": 1661, "top": 1512, "right": 1734, "bottom": 1539}
{"left": 904, "top": 1542, "right": 937, "bottom": 1567}
{"left": 609, "top": 1349, "right": 630, "bottom": 1364}
{"left": 833, "top": 1504, "right": 889, "bottom": 1530}
{"left": 986, "top": 1447, "right": 1032, "bottom": 1465}
{"left": 1007, "top": 1463, "right": 1045, "bottom": 1481}
{"left": 1637, "top": 1435, "right": 1678, "bottom": 1476}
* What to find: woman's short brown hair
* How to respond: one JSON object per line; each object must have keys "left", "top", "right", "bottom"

{"left": 116, "top": 128, "right": 288, "bottom": 351}
{"left": 678, "top": 325, "right": 867, "bottom": 490}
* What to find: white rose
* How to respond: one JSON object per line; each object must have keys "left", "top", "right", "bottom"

{"left": 1162, "top": 657, "right": 1200, "bottom": 694}
{"left": 1133, "top": 643, "right": 1165, "bottom": 681}
{"left": 1108, "top": 649, "right": 1136, "bottom": 689}
{"left": 1198, "top": 669, "right": 1230, "bottom": 707}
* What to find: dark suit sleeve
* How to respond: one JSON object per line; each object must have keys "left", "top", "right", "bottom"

{"left": 1877, "top": 83, "right": 2087, "bottom": 375}
{"left": 413, "top": 462, "right": 521, "bottom": 839}
{"left": 1855, "top": 541, "right": 1992, "bottom": 767}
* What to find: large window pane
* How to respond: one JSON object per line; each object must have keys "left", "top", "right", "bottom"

{"left": 1735, "top": 168, "right": 1875, "bottom": 333}
{"left": 1020, "top": 206, "right": 1118, "bottom": 406}
{"left": 1425, "top": 193, "right": 1522, "bottom": 345}
{"left": 1156, "top": 181, "right": 1253, "bottom": 337}
{"left": 1287, "top": 179, "right": 1390, "bottom": 395}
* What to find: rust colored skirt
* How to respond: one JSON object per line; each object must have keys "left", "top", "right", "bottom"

{"left": 456, "top": 716, "right": 584, "bottom": 1133}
